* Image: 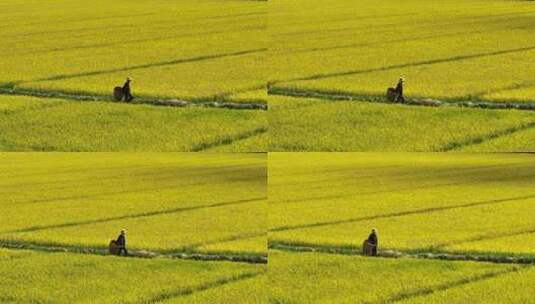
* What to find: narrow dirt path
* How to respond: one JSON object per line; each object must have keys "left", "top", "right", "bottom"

{"left": 269, "top": 86, "right": 535, "bottom": 111}
{"left": 269, "top": 241, "right": 535, "bottom": 265}
{"left": 0, "top": 240, "right": 267, "bottom": 264}
{"left": 0, "top": 86, "right": 267, "bottom": 110}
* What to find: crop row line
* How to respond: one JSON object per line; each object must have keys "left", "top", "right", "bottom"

{"left": 191, "top": 126, "right": 268, "bottom": 152}
{"left": 0, "top": 86, "right": 267, "bottom": 110}
{"left": 270, "top": 194, "right": 535, "bottom": 232}
{"left": 3, "top": 197, "right": 265, "bottom": 234}
{"left": 275, "top": 44, "right": 535, "bottom": 83}
{"left": 268, "top": 240, "right": 535, "bottom": 265}
{"left": 373, "top": 267, "right": 521, "bottom": 304}
{"left": 439, "top": 121, "right": 535, "bottom": 151}
{"left": 0, "top": 239, "right": 267, "bottom": 264}
{"left": 268, "top": 86, "right": 535, "bottom": 111}
{"left": 128, "top": 271, "right": 265, "bottom": 304}
{"left": 272, "top": 163, "right": 530, "bottom": 205}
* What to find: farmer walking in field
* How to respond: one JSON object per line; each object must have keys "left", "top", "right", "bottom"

{"left": 394, "top": 76, "right": 405, "bottom": 103}
{"left": 122, "top": 77, "right": 134, "bottom": 102}
{"left": 116, "top": 229, "right": 128, "bottom": 256}
{"left": 366, "top": 228, "right": 378, "bottom": 256}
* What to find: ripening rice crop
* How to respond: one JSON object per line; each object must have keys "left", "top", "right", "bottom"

{"left": 269, "top": 0, "right": 535, "bottom": 103}
{"left": 0, "top": 0, "right": 266, "bottom": 103}
{"left": 269, "top": 152, "right": 535, "bottom": 257}
{"left": 0, "top": 153, "right": 267, "bottom": 255}
{"left": 0, "top": 95, "right": 267, "bottom": 152}
{"left": 268, "top": 251, "right": 532, "bottom": 304}
{"left": 269, "top": 95, "right": 535, "bottom": 152}
{"left": 0, "top": 248, "right": 266, "bottom": 304}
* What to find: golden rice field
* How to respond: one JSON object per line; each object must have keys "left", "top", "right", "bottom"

{"left": 0, "top": 249, "right": 267, "bottom": 303}
{"left": 0, "top": 0, "right": 267, "bottom": 152}
{"left": 269, "top": 251, "right": 534, "bottom": 304}
{"left": 268, "top": 152, "right": 535, "bottom": 303}
{"left": 0, "top": 153, "right": 267, "bottom": 303}
{"left": 268, "top": 0, "right": 535, "bottom": 152}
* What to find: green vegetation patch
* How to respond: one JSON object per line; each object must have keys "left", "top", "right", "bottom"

{"left": 269, "top": 95, "right": 535, "bottom": 152}
{"left": 0, "top": 153, "right": 267, "bottom": 255}
{"left": 269, "top": 250, "right": 523, "bottom": 304}
{"left": 270, "top": 0, "right": 535, "bottom": 104}
{"left": 269, "top": 153, "right": 535, "bottom": 257}
{"left": 0, "top": 95, "right": 267, "bottom": 152}
{"left": 0, "top": 248, "right": 265, "bottom": 304}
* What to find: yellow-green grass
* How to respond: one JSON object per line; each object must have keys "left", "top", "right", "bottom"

{"left": 0, "top": 0, "right": 265, "bottom": 103}
{"left": 269, "top": 250, "right": 528, "bottom": 304}
{"left": 269, "top": 153, "right": 535, "bottom": 257}
{"left": 0, "top": 153, "right": 267, "bottom": 255}
{"left": 207, "top": 132, "right": 269, "bottom": 152}
{"left": 0, "top": 95, "right": 267, "bottom": 152}
{"left": 460, "top": 127, "right": 535, "bottom": 152}
{"left": 269, "top": 95, "right": 535, "bottom": 152}
{"left": 164, "top": 273, "right": 267, "bottom": 304}
{"left": 398, "top": 265, "right": 535, "bottom": 304}
{"left": 270, "top": 0, "right": 535, "bottom": 103}
{"left": 0, "top": 248, "right": 265, "bottom": 304}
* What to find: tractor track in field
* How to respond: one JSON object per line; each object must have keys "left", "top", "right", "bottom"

{"left": 268, "top": 86, "right": 535, "bottom": 111}
{"left": 5, "top": 197, "right": 266, "bottom": 233}
{"left": 127, "top": 271, "right": 265, "bottom": 304}
{"left": 0, "top": 239, "right": 267, "bottom": 264}
{"left": 191, "top": 126, "right": 268, "bottom": 152}
{"left": 374, "top": 267, "right": 522, "bottom": 304}
{"left": 439, "top": 121, "right": 535, "bottom": 151}
{"left": 270, "top": 194, "right": 535, "bottom": 232}
{"left": 0, "top": 86, "right": 267, "bottom": 111}
{"left": 269, "top": 241, "right": 535, "bottom": 265}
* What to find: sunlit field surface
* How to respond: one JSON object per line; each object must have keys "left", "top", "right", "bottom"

{"left": 269, "top": 153, "right": 535, "bottom": 258}
{"left": 0, "top": 0, "right": 265, "bottom": 102}
{"left": 0, "top": 0, "right": 267, "bottom": 152}
{"left": 0, "top": 153, "right": 267, "bottom": 255}
{"left": 270, "top": 0, "right": 535, "bottom": 103}
{"left": 268, "top": 0, "right": 535, "bottom": 152}
{"left": 269, "top": 251, "right": 534, "bottom": 304}
{"left": 269, "top": 95, "right": 535, "bottom": 152}
{"left": 0, "top": 95, "right": 267, "bottom": 152}
{"left": 0, "top": 249, "right": 266, "bottom": 303}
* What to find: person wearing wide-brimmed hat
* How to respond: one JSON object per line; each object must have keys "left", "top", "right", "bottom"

{"left": 122, "top": 77, "right": 134, "bottom": 102}
{"left": 116, "top": 229, "right": 128, "bottom": 256}
{"left": 366, "top": 228, "right": 378, "bottom": 256}
{"left": 394, "top": 76, "right": 405, "bottom": 103}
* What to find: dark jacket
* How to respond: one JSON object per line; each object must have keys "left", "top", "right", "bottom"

{"left": 122, "top": 80, "right": 131, "bottom": 93}
{"left": 395, "top": 80, "right": 403, "bottom": 95}
{"left": 367, "top": 232, "right": 378, "bottom": 246}
{"left": 396, "top": 80, "right": 403, "bottom": 96}
{"left": 116, "top": 234, "right": 126, "bottom": 247}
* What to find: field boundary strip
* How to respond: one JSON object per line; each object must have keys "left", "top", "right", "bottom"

{"left": 127, "top": 271, "right": 266, "bottom": 304}
{"left": 4, "top": 197, "right": 266, "bottom": 234}
{"left": 0, "top": 239, "right": 267, "bottom": 264}
{"left": 438, "top": 121, "right": 535, "bottom": 151}
{"left": 0, "top": 86, "right": 267, "bottom": 111}
{"left": 268, "top": 86, "right": 535, "bottom": 111}
{"left": 268, "top": 241, "right": 535, "bottom": 265}
{"left": 270, "top": 194, "right": 535, "bottom": 232}
{"left": 273, "top": 44, "right": 535, "bottom": 84}
{"left": 371, "top": 267, "right": 522, "bottom": 304}
{"left": 191, "top": 126, "right": 268, "bottom": 152}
